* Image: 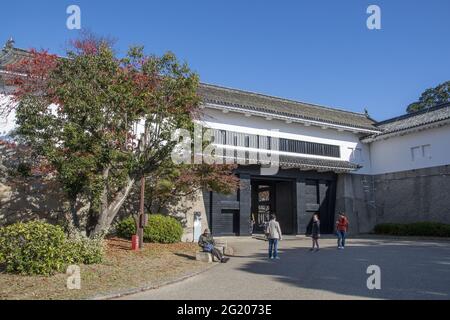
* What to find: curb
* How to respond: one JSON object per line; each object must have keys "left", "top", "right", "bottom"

{"left": 88, "top": 255, "right": 224, "bottom": 300}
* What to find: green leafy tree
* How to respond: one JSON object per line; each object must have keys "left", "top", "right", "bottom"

{"left": 407, "top": 81, "right": 449, "bottom": 113}
{"left": 5, "top": 36, "right": 201, "bottom": 237}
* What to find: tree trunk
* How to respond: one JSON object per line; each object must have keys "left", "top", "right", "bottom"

{"left": 66, "top": 194, "right": 91, "bottom": 237}
{"left": 69, "top": 197, "right": 81, "bottom": 230}
{"left": 90, "top": 176, "right": 136, "bottom": 238}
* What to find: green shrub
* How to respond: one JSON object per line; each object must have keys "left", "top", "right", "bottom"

{"left": 374, "top": 222, "right": 450, "bottom": 237}
{"left": 115, "top": 214, "right": 183, "bottom": 243}
{"left": 0, "top": 221, "right": 72, "bottom": 275}
{"left": 144, "top": 214, "right": 183, "bottom": 244}
{"left": 374, "top": 223, "right": 403, "bottom": 235}
{"left": 0, "top": 221, "right": 104, "bottom": 275}
{"left": 66, "top": 236, "right": 104, "bottom": 265}
{"left": 0, "top": 247, "right": 4, "bottom": 265}
{"left": 115, "top": 216, "right": 136, "bottom": 239}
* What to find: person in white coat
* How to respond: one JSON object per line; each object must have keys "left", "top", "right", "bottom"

{"left": 266, "top": 214, "right": 283, "bottom": 259}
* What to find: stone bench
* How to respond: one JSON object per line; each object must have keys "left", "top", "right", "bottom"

{"left": 224, "top": 246, "right": 234, "bottom": 256}
{"left": 195, "top": 240, "right": 234, "bottom": 263}
{"left": 215, "top": 240, "right": 227, "bottom": 248}
{"left": 195, "top": 251, "right": 220, "bottom": 263}
{"left": 215, "top": 240, "right": 234, "bottom": 256}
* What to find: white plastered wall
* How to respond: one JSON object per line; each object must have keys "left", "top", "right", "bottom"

{"left": 197, "top": 108, "right": 372, "bottom": 174}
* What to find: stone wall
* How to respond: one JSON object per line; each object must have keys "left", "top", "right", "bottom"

{"left": 0, "top": 141, "right": 66, "bottom": 226}
{"left": 0, "top": 176, "right": 210, "bottom": 242}
{"left": 165, "top": 190, "right": 209, "bottom": 243}
{"left": 336, "top": 165, "right": 450, "bottom": 234}
{"left": 0, "top": 178, "right": 66, "bottom": 226}
{"left": 3, "top": 161, "right": 449, "bottom": 237}
{"left": 335, "top": 173, "right": 377, "bottom": 234}
{"left": 374, "top": 165, "right": 450, "bottom": 225}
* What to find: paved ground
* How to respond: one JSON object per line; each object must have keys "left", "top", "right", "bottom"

{"left": 118, "top": 236, "right": 450, "bottom": 300}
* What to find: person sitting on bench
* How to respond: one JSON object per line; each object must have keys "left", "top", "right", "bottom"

{"left": 198, "top": 229, "right": 229, "bottom": 263}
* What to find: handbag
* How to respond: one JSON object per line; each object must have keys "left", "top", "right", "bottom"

{"left": 203, "top": 243, "right": 214, "bottom": 252}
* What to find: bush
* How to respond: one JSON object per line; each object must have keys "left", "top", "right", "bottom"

{"left": 116, "top": 214, "right": 183, "bottom": 244}
{"left": 374, "top": 222, "right": 450, "bottom": 237}
{"left": 115, "top": 216, "right": 136, "bottom": 240}
{"left": 0, "top": 221, "right": 104, "bottom": 275}
{"left": 144, "top": 214, "right": 183, "bottom": 244}
{"left": 66, "top": 236, "right": 104, "bottom": 265}
{"left": 0, "top": 221, "right": 72, "bottom": 275}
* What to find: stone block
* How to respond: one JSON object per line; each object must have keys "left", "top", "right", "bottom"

{"left": 215, "top": 240, "right": 227, "bottom": 248}
{"left": 196, "top": 251, "right": 212, "bottom": 263}
{"left": 196, "top": 251, "right": 220, "bottom": 262}
{"left": 224, "top": 246, "right": 234, "bottom": 256}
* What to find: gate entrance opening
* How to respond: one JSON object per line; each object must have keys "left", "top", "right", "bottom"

{"left": 251, "top": 178, "right": 295, "bottom": 235}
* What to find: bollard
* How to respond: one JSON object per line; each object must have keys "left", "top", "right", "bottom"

{"left": 131, "top": 234, "right": 139, "bottom": 251}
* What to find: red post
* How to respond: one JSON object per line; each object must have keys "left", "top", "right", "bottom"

{"left": 131, "top": 235, "right": 139, "bottom": 251}
{"left": 138, "top": 175, "right": 145, "bottom": 249}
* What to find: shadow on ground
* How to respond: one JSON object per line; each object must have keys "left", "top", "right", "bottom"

{"left": 173, "top": 253, "right": 197, "bottom": 260}
{"left": 236, "top": 239, "right": 450, "bottom": 299}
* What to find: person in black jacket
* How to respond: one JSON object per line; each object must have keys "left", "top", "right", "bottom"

{"left": 310, "top": 213, "right": 321, "bottom": 252}
{"left": 198, "top": 229, "right": 229, "bottom": 263}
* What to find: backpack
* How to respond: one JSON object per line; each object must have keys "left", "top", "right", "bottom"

{"left": 264, "top": 222, "right": 270, "bottom": 237}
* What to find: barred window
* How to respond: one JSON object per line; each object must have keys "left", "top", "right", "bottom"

{"left": 210, "top": 129, "right": 340, "bottom": 158}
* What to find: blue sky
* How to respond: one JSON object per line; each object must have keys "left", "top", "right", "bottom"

{"left": 2, "top": 0, "right": 449, "bottom": 120}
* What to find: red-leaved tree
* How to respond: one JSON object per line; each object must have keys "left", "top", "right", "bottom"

{"left": 2, "top": 35, "right": 238, "bottom": 237}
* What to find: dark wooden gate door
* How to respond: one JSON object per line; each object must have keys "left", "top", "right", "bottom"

{"left": 275, "top": 181, "right": 294, "bottom": 234}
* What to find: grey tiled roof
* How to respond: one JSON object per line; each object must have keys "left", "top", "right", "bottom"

{"left": 278, "top": 154, "right": 360, "bottom": 171}
{"left": 198, "top": 83, "right": 378, "bottom": 131}
{"left": 217, "top": 153, "right": 360, "bottom": 172}
{"left": 0, "top": 46, "right": 30, "bottom": 71}
{"left": 363, "top": 103, "right": 450, "bottom": 140}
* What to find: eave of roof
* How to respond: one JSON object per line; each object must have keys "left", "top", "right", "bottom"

{"left": 216, "top": 153, "right": 361, "bottom": 173}
{"left": 361, "top": 103, "right": 450, "bottom": 142}
{"left": 278, "top": 154, "right": 361, "bottom": 172}
{"left": 198, "top": 83, "right": 380, "bottom": 133}
{"left": 0, "top": 46, "right": 31, "bottom": 71}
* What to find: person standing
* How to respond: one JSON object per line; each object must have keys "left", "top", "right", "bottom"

{"left": 249, "top": 213, "right": 255, "bottom": 235}
{"left": 310, "top": 213, "right": 320, "bottom": 252}
{"left": 266, "top": 214, "right": 282, "bottom": 259}
{"left": 336, "top": 212, "right": 349, "bottom": 249}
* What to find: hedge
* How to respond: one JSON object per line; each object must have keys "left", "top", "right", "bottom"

{"left": 0, "top": 221, "right": 104, "bottom": 275}
{"left": 115, "top": 216, "right": 136, "bottom": 240}
{"left": 144, "top": 214, "right": 183, "bottom": 243}
{"left": 116, "top": 214, "right": 183, "bottom": 244}
{"left": 373, "top": 222, "right": 450, "bottom": 237}
{"left": 66, "top": 235, "right": 104, "bottom": 265}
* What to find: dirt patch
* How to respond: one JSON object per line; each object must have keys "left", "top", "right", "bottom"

{"left": 0, "top": 238, "right": 208, "bottom": 300}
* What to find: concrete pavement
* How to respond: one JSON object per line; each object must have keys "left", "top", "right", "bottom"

{"left": 118, "top": 236, "right": 450, "bottom": 300}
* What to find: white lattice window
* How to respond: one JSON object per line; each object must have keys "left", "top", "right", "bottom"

{"left": 411, "top": 144, "right": 431, "bottom": 161}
